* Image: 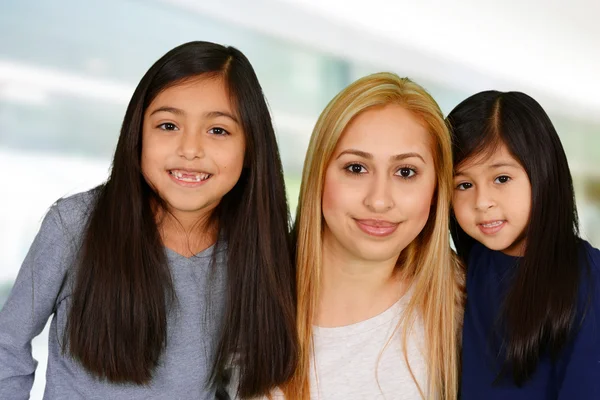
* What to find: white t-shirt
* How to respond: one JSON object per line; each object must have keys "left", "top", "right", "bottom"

{"left": 229, "top": 291, "right": 428, "bottom": 399}
{"left": 307, "top": 292, "right": 427, "bottom": 399}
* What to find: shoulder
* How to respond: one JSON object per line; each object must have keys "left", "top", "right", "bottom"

{"left": 32, "top": 188, "right": 100, "bottom": 258}
{"left": 581, "top": 240, "right": 600, "bottom": 272}
{"left": 49, "top": 187, "right": 101, "bottom": 238}
{"left": 17, "top": 189, "right": 101, "bottom": 287}
{"left": 577, "top": 240, "right": 600, "bottom": 319}
{"left": 579, "top": 240, "right": 600, "bottom": 291}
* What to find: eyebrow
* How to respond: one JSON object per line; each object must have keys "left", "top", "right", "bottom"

{"left": 149, "top": 107, "right": 239, "bottom": 124}
{"left": 489, "top": 162, "right": 521, "bottom": 169}
{"left": 204, "top": 110, "right": 239, "bottom": 124}
{"left": 150, "top": 106, "right": 184, "bottom": 117}
{"left": 455, "top": 161, "right": 521, "bottom": 176}
{"left": 336, "top": 149, "right": 426, "bottom": 163}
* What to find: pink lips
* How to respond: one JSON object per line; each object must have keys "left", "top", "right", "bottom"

{"left": 355, "top": 219, "right": 399, "bottom": 237}
{"left": 477, "top": 220, "right": 506, "bottom": 235}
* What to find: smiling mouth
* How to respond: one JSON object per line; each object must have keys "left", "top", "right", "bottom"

{"left": 477, "top": 220, "right": 506, "bottom": 234}
{"left": 480, "top": 220, "right": 504, "bottom": 228}
{"left": 354, "top": 219, "right": 400, "bottom": 237}
{"left": 168, "top": 169, "right": 212, "bottom": 183}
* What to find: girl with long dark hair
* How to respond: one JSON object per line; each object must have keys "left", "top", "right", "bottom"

{"left": 0, "top": 41, "right": 297, "bottom": 399}
{"left": 448, "top": 90, "right": 600, "bottom": 399}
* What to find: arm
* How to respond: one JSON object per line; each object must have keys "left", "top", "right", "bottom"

{"left": 0, "top": 205, "right": 72, "bottom": 399}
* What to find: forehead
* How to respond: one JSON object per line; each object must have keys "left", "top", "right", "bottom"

{"left": 147, "top": 76, "right": 233, "bottom": 113}
{"left": 455, "top": 142, "right": 522, "bottom": 174}
{"left": 335, "top": 104, "right": 433, "bottom": 158}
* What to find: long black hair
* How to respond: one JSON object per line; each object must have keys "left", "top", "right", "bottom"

{"left": 67, "top": 41, "right": 297, "bottom": 397}
{"left": 447, "top": 90, "right": 582, "bottom": 385}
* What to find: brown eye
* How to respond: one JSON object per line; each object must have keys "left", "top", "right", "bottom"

{"left": 495, "top": 176, "right": 511, "bottom": 184}
{"left": 158, "top": 122, "right": 178, "bottom": 131}
{"left": 345, "top": 164, "right": 366, "bottom": 174}
{"left": 395, "top": 167, "right": 416, "bottom": 179}
{"left": 456, "top": 182, "right": 473, "bottom": 190}
{"left": 209, "top": 127, "right": 229, "bottom": 136}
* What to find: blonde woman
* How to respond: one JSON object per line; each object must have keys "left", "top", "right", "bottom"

{"left": 280, "top": 72, "right": 464, "bottom": 400}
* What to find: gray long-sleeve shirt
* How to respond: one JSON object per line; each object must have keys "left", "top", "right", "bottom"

{"left": 0, "top": 190, "right": 227, "bottom": 399}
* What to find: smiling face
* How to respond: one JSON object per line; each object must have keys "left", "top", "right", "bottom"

{"left": 321, "top": 104, "right": 437, "bottom": 264}
{"left": 141, "top": 76, "right": 246, "bottom": 221}
{"left": 452, "top": 142, "right": 532, "bottom": 256}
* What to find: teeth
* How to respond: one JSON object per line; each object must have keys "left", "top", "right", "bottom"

{"left": 169, "top": 170, "right": 211, "bottom": 182}
{"left": 482, "top": 221, "right": 503, "bottom": 228}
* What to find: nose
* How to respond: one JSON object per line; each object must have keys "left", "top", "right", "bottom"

{"left": 474, "top": 185, "right": 495, "bottom": 211}
{"left": 177, "top": 130, "right": 205, "bottom": 160}
{"left": 363, "top": 173, "right": 394, "bottom": 213}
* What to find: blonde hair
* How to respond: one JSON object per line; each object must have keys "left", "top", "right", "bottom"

{"left": 283, "top": 72, "right": 465, "bottom": 399}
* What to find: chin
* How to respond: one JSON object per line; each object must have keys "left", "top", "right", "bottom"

{"left": 480, "top": 238, "right": 515, "bottom": 252}
{"left": 164, "top": 198, "right": 213, "bottom": 213}
{"left": 353, "top": 246, "right": 402, "bottom": 263}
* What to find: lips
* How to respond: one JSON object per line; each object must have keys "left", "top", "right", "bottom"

{"left": 477, "top": 219, "right": 506, "bottom": 235}
{"left": 167, "top": 168, "right": 212, "bottom": 187}
{"left": 169, "top": 169, "right": 211, "bottom": 182}
{"left": 355, "top": 219, "right": 399, "bottom": 237}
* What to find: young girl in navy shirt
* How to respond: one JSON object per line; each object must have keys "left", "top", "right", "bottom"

{"left": 447, "top": 90, "right": 600, "bottom": 399}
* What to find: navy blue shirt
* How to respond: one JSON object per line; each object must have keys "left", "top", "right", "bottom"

{"left": 461, "top": 241, "right": 600, "bottom": 399}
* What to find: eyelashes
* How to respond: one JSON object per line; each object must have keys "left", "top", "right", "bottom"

{"left": 455, "top": 182, "right": 472, "bottom": 191}
{"left": 157, "top": 122, "right": 178, "bottom": 131}
{"left": 155, "top": 123, "right": 230, "bottom": 136}
{"left": 397, "top": 167, "right": 416, "bottom": 179}
{"left": 494, "top": 175, "right": 511, "bottom": 184}
{"left": 208, "top": 127, "right": 230, "bottom": 136}
{"left": 345, "top": 163, "right": 367, "bottom": 174}
{"left": 343, "top": 163, "right": 418, "bottom": 179}
{"left": 454, "top": 175, "right": 512, "bottom": 190}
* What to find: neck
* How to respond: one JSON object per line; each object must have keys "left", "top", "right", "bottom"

{"left": 316, "top": 231, "right": 408, "bottom": 327}
{"left": 158, "top": 207, "right": 218, "bottom": 257}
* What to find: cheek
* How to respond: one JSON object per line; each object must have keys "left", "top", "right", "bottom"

{"left": 452, "top": 199, "right": 475, "bottom": 231}
{"left": 516, "top": 186, "right": 533, "bottom": 222}
{"left": 215, "top": 142, "right": 246, "bottom": 175}
{"left": 400, "top": 177, "right": 436, "bottom": 218}
{"left": 414, "top": 189, "right": 436, "bottom": 222}
{"left": 322, "top": 168, "right": 359, "bottom": 225}
{"left": 141, "top": 128, "right": 171, "bottom": 160}
{"left": 322, "top": 171, "right": 342, "bottom": 216}
{"left": 140, "top": 137, "right": 161, "bottom": 177}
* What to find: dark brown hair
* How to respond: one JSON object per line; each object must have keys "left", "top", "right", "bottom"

{"left": 447, "top": 90, "right": 584, "bottom": 385}
{"left": 66, "top": 41, "right": 297, "bottom": 397}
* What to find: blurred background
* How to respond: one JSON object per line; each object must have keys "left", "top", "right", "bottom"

{"left": 1, "top": 0, "right": 599, "bottom": 397}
